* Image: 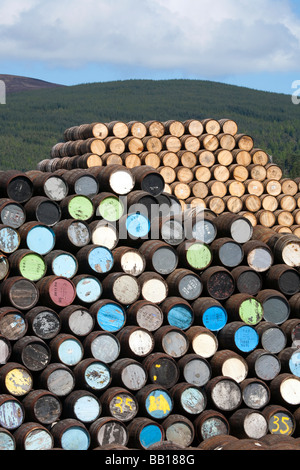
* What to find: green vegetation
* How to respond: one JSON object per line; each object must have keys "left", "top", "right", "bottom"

{"left": 0, "top": 79, "right": 299, "bottom": 176}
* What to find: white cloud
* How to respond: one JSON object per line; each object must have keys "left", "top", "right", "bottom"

{"left": 0, "top": 0, "right": 300, "bottom": 77}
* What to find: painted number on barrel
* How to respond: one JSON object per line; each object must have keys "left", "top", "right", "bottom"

{"left": 270, "top": 413, "right": 293, "bottom": 435}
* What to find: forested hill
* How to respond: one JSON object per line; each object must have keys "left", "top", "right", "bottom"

{"left": 0, "top": 78, "right": 299, "bottom": 176}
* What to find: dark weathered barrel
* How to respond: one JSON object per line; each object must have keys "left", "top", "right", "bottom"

{"left": 210, "top": 237, "right": 244, "bottom": 268}
{"left": 116, "top": 326, "right": 154, "bottom": 359}
{"left": 200, "top": 266, "right": 235, "bottom": 301}
{"left": 62, "top": 390, "right": 102, "bottom": 424}
{"left": 89, "top": 164, "right": 135, "bottom": 195}
{"left": 89, "top": 416, "right": 129, "bottom": 449}
{"left": 0, "top": 395, "right": 25, "bottom": 430}
{"left": 231, "top": 266, "right": 262, "bottom": 296}
{"left": 21, "top": 389, "right": 62, "bottom": 425}
{"left": 59, "top": 194, "right": 95, "bottom": 222}
{"left": 53, "top": 219, "right": 91, "bottom": 251}
{"left": 126, "top": 300, "right": 164, "bottom": 332}
{"left": 135, "top": 384, "right": 173, "bottom": 420}
{"left": 0, "top": 334, "right": 12, "bottom": 364}
{"left": 185, "top": 326, "right": 218, "bottom": 359}
{"left": 99, "top": 387, "right": 139, "bottom": 422}
{"left": 224, "top": 293, "right": 264, "bottom": 326}
{"left": 0, "top": 362, "right": 33, "bottom": 397}
{"left": 265, "top": 264, "right": 300, "bottom": 296}
{"left": 210, "top": 350, "right": 248, "bottom": 384}
{"left": 212, "top": 213, "right": 253, "bottom": 243}
{"left": 38, "top": 363, "right": 75, "bottom": 397}
{"left": 72, "top": 274, "right": 102, "bottom": 305}
{"left": 217, "top": 321, "right": 259, "bottom": 354}
{"left": 0, "top": 276, "right": 39, "bottom": 311}
{"left": 83, "top": 331, "right": 120, "bottom": 364}
{"left": 197, "top": 434, "right": 238, "bottom": 450}
{"left": 0, "top": 224, "right": 20, "bottom": 254}
{"left": 243, "top": 240, "right": 274, "bottom": 272}
{"left": 256, "top": 289, "right": 290, "bottom": 324}
{"left": 169, "top": 382, "right": 207, "bottom": 416}
{"left": 240, "top": 378, "right": 271, "bottom": 409}
{"left": 161, "top": 414, "right": 195, "bottom": 448}
{"left": 126, "top": 190, "right": 159, "bottom": 218}
{"left": 139, "top": 240, "right": 178, "bottom": 275}
{"left": 0, "top": 307, "right": 28, "bottom": 341}
{"left": 0, "top": 199, "right": 26, "bottom": 229}
{"left": 246, "top": 349, "right": 281, "bottom": 381}
{"left": 76, "top": 244, "right": 114, "bottom": 276}
{"left": 0, "top": 427, "right": 16, "bottom": 450}
{"left": 130, "top": 165, "right": 165, "bottom": 196}
{"left": 159, "top": 214, "right": 185, "bottom": 246}
{"left": 193, "top": 410, "right": 230, "bottom": 442}
{"left": 177, "top": 353, "right": 212, "bottom": 387}
{"left": 49, "top": 333, "right": 84, "bottom": 367}
{"left": 205, "top": 376, "right": 243, "bottom": 412}
{"left": 278, "top": 347, "right": 300, "bottom": 377}
{"left": 12, "top": 336, "right": 51, "bottom": 372}
{"left": 281, "top": 318, "right": 300, "bottom": 347}
{"left": 50, "top": 418, "right": 90, "bottom": 450}
{"left": 142, "top": 353, "right": 180, "bottom": 389}
{"left": 228, "top": 408, "right": 268, "bottom": 440}
{"left": 92, "top": 192, "right": 125, "bottom": 222}
{"left": 73, "top": 358, "right": 111, "bottom": 393}
{"left": 25, "top": 306, "right": 61, "bottom": 340}
{"left": 112, "top": 246, "right": 146, "bottom": 277}
{"left": 255, "top": 321, "right": 287, "bottom": 354}
{"left": 59, "top": 305, "right": 95, "bottom": 337}
{"left": 13, "top": 422, "right": 54, "bottom": 450}
{"left": 89, "top": 299, "right": 126, "bottom": 333}
{"left": 24, "top": 196, "right": 61, "bottom": 227}
{"left": 58, "top": 169, "right": 99, "bottom": 196}
{"left": 101, "top": 272, "right": 140, "bottom": 305}
{"left": 0, "top": 170, "right": 33, "bottom": 203}
{"left": 153, "top": 326, "right": 189, "bottom": 359}
{"left": 26, "top": 170, "right": 69, "bottom": 201}
{"left": 166, "top": 269, "right": 203, "bottom": 301}
{"left": 177, "top": 240, "right": 213, "bottom": 272}
{"left": 110, "top": 358, "right": 147, "bottom": 392}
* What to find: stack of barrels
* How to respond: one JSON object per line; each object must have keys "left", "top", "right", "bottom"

{"left": 1, "top": 142, "right": 300, "bottom": 451}
{"left": 37, "top": 118, "right": 300, "bottom": 237}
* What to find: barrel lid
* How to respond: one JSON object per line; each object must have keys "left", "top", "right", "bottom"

{"left": 67, "top": 195, "right": 94, "bottom": 221}
{"left": 0, "top": 398, "right": 24, "bottom": 430}
{"left": 51, "top": 252, "right": 78, "bottom": 279}
{"left": 26, "top": 225, "right": 55, "bottom": 255}
{"left": 179, "top": 386, "right": 207, "bottom": 415}
{"left": 95, "top": 301, "right": 126, "bottom": 332}
{"left": 75, "top": 276, "right": 102, "bottom": 304}
{"left": 186, "top": 242, "right": 212, "bottom": 270}
{"left": 202, "top": 305, "right": 228, "bottom": 332}
{"left": 234, "top": 325, "right": 259, "bottom": 353}
{"left": 19, "top": 253, "right": 46, "bottom": 282}
{"left": 0, "top": 226, "right": 20, "bottom": 253}
{"left": 97, "top": 196, "right": 124, "bottom": 222}
{"left": 0, "top": 201, "right": 26, "bottom": 229}
{"left": 87, "top": 246, "right": 114, "bottom": 274}
{"left": 126, "top": 212, "right": 151, "bottom": 238}
{"left": 43, "top": 175, "right": 68, "bottom": 201}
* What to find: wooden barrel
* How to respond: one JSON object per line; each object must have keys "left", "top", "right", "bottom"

{"left": 240, "top": 378, "right": 271, "bottom": 409}
{"left": 101, "top": 272, "right": 140, "bottom": 306}
{"left": 192, "top": 297, "right": 227, "bottom": 332}
{"left": 135, "top": 384, "right": 173, "bottom": 420}
{"left": 194, "top": 410, "right": 229, "bottom": 442}
{"left": 49, "top": 334, "right": 84, "bottom": 367}
{"left": 92, "top": 193, "right": 124, "bottom": 222}
{"left": 210, "top": 237, "right": 244, "bottom": 268}
{"left": 210, "top": 350, "right": 248, "bottom": 383}
{"left": 160, "top": 297, "right": 194, "bottom": 331}
{"left": 53, "top": 219, "right": 91, "bottom": 251}
{"left": 13, "top": 422, "right": 54, "bottom": 450}
{"left": 278, "top": 347, "right": 300, "bottom": 377}
{"left": 161, "top": 414, "right": 195, "bottom": 447}
{"left": 200, "top": 266, "right": 235, "bottom": 301}
{"left": 0, "top": 395, "right": 25, "bottom": 431}
{"left": 272, "top": 234, "right": 300, "bottom": 267}
{"left": 142, "top": 353, "right": 180, "bottom": 389}
{"left": 73, "top": 358, "right": 111, "bottom": 393}
{"left": 243, "top": 240, "right": 274, "bottom": 273}
{"left": 197, "top": 434, "right": 238, "bottom": 450}
{"left": 199, "top": 134, "right": 219, "bottom": 151}
{"left": 228, "top": 164, "right": 248, "bottom": 182}
{"left": 255, "top": 209, "right": 276, "bottom": 228}
{"left": 0, "top": 362, "right": 33, "bottom": 397}
{"left": 205, "top": 376, "right": 242, "bottom": 412}
{"left": 38, "top": 363, "right": 75, "bottom": 397}
{"left": 213, "top": 212, "right": 253, "bottom": 243}
{"left": 270, "top": 373, "right": 300, "bottom": 406}
{"left": 0, "top": 199, "right": 26, "bottom": 229}
{"left": 27, "top": 171, "right": 69, "bottom": 201}
{"left": 255, "top": 321, "right": 287, "bottom": 354}
{"left": 139, "top": 240, "right": 178, "bottom": 275}
{"left": 218, "top": 133, "right": 236, "bottom": 151}
{"left": 44, "top": 250, "right": 78, "bottom": 279}
{"left": 224, "top": 293, "right": 264, "bottom": 326}
{"left": 126, "top": 300, "right": 164, "bottom": 332}
{"left": 50, "top": 418, "right": 90, "bottom": 450}
{"left": 185, "top": 326, "right": 218, "bottom": 359}
{"left": 59, "top": 305, "right": 95, "bottom": 338}
{"left": 265, "top": 163, "right": 283, "bottom": 181}
{"left": 0, "top": 224, "right": 20, "bottom": 255}
{"left": 166, "top": 269, "right": 202, "bottom": 301}
{"left": 265, "top": 264, "right": 300, "bottom": 296}
{"left": 281, "top": 318, "right": 300, "bottom": 348}
{"left": 217, "top": 321, "right": 259, "bottom": 354}
{"left": 76, "top": 244, "right": 114, "bottom": 276}
{"left": 36, "top": 276, "right": 76, "bottom": 310}
{"left": 55, "top": 169, "right": 99, "bottom": 197}
{"left": 89, "top": 416, "right": 128, "bottom": 448}
{"left": 127, "top": 417, "right": 164, "bottom": 450}
{"left": 250, "top": 148, "right": 269, "bottom": 165}
{"left": 0, "top": 276, "right": 39, "bottom": 311}
{"left": 116, "top": 326, "right": 154, "bottom": 359}
{"left": 62, "top": 389, "right": 101, "bottom": 424}
{"left": 89, "top": 299, "right": 126, "bottom": 333}
{"left": 228, "top": 408, "right": 268, "bottom": 440}
{"left": 169, "top": 382, "right": 206, "bottom": 416}
{"left": 177, "top": 240, "right": 212, "bottom": 271}
{"left": 8, "top": 249, "right": 46, "bottom": 282}
{"left": 153, "top": 326, "right": 189, "bottom": 359}
{"left": 177, "top": 353, "right": 211, "bottom": 387}
{"left": 72, "top": 274, "right": 102, "bottom": 305}
{"left": 246, "top": 349, "right": 281, "bottom": 381}
{"left": 83, "top": 331, "right": 120, "bottom": 364}
{"left": 0, "top": 307, "right": 27, "bottom": 341}
{"left": 138, "top": 272, "right": 168, "bottom": 304}
{"left": 140, "top": 151, "right": 160, "bottom": 168}
{"left": 110, "top": 358, "right": 148, "bottom": 391}
{"left": 89, "top": 220, "right": 119, "bottom": 250}
{"left": 231, "top": 266, "right": 262, "bottom": 296}
{"left": 22, "top": 308, "right": 57, "bottom": 343}
{"left": 99, "top": 387, "right": 138, "bottom": 422}
{"left": 234, "top": 133, "right": 254, "bottom": 151}
{"left": 22, "top": 389, "right": 62, "bottom": 425}
{"left": 256, "top": 289, "right": 290, "bottom": 325}
{"left": 60, "top": 194, "right": 94, "bottom": 222}
{"left": 12, "top": 336, "right": 51, "bottom": 372}
{"left": 0, "top": 427, "right": 16, "bottom": 450}
{"left": 225, "top": 180, "right": 245, "bottom": 197}
{"left": 0, "top": 171, "right": 33, "bottom": 203}
{"left": 19, "top": 222, "right": 56, "bottom": 256}
{"left": 263, "top": 404, "right": 296, "bottom": 437}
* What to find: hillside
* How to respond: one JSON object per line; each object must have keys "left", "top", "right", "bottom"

{"left": 0, "top": 78, "right": 299, "bottom": 176}
{"left": 0, "top": 74, "right": 64, "bottom": 93}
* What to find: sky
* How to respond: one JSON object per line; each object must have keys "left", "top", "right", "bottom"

{"left": 1, "top": 0, "right": 300, "bottom": 95}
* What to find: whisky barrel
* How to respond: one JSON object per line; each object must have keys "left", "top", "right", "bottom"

{"left": 243, "top": 240, "right": 274, "bottom": 272}
{"left": 231, "top": 266, "right": 262, "bottom": 296}
{"left": 99, "top": 387, "right": 138, "bottom": 422}
{"left": 202, "top": 118, "right": 221, "bottom": 135}
{"left": 72, "top": 274, "right": 102, "bottom": 305}
{"left": 250, "top": 148, "right": 269, "bottom": 165}
{"left": 0, "top": 362, "right": 33, "bottom": 397}
{"left": 224, "top": 293, "right": 264, "bottom": 326}
{"left": 99, "top": 152, "right": 122, "bottom": 165}
{"left": 153, "top": 326, "right": 189, "bottom": 359}
{"left": 185, "top": 326, "right": 218, "bottom": 359}
{"left": 135, "top": 384, "right": 173, "bottom": 420}
{"left": 60, "top": 194, "right": 94, "bottom": 222}
{"left": 73, "top": 358, "right": 111, "bottom": 393}
{"left": 62, "top": 389, "right": 101, "bottom": 424}
{"left": 158, "top": 166, "right": 176, "bottom": 184}
{"left": 116, "top": 326, "right": 154, "bottom": 359}
{"left": 161, "top": 135, "right": 182, "bottom": 152}
{"left": 36, "top": 276, "right": 76, "bottom": 309}
{"left": 240, "top": 378, "right": 271, "bottom": 409}
{"left": 53, "top": 219, "right": 91, "bottom": 251}
{"left": 205, "top": 376, "right": 242, "bottom": 412}
{"left": 262, "top": 404, "right": 296, "bottom": 436}
{"left": 194, "top": 410, "right": 230, "bottom": 442}
{"left": 281, "top": 318, "right": 300, "bottom": 347}
{"left": 169, "top": 382, "right": 207, "bottom": 416}
{"left": 22, "top": 389, "right": 62, "bottom": 425}
{"left": 255, "top": 321, "right": 287, "bottom": 354}
{"left": 12, "top": 336, "right": 51, "bottom": 372}
{"left": 89, "top": 220, "right": 119, "bottom": 250}
{"left": 244, "top": 179, "right": 264, "bottom": 196}
{"left": 59, "top": 305, "right": 95, "bottom": 337}
{"left": 256, "top": 289, "right": 290, "bottom": 324}
{"left": 0, "top": 225, "right": 20, "bottom": 254}
{"left": 160, "top": 297, "right": 194, "bottom": 331}
{"left": 91, "top": 165, "right": 135, "bottom": 196}
{"left": 0, "top": 428, "right": 16, "bottom": 450}
{"left": 210, "top": 237, "right": 244, "bottom": 268}
{"left": 241, "top": 194, "right": 262, "bottom": 212}
{"left": 228, "top": 408, "right": 268, "bottom": 439}
{"left": 44, "top": 250, "right": 78, "bottom": 279}
{"left": 199, "top": 134, "right": 219, "bottom": 151}
{"left": 175, "top": 166, "right": 194, "bottom": 184}
{"left": 211, "top": 164, "right": 230, "bottom": 182}
{"left": 50, "top": 418, "right": 90, "bottom": 450}
{"left": 0, "top": 307, "right": 27, "bottom": 341}
{"left": 207, "top": 180, "right": 227, "bottom": 198}
{"left": 64, "top": 122, "right": 108, "bottom": 140}
{"left": 0, "top": 334, "right": 11, "bottom": 364}
{"left": 83, "top": 331, "right": 120, "bottom": 364}
{"left": 213, "top": 213, "right": 253, "bottom": 243}
{"left": 8, "top": 249, "right": 46, "bottom": 282}
{"left": 217, "top": 321, "right": 259, "bottom": 353}
{"left": 234, "top": 133, "right": 254, "bottom": 151}
{"left": 76, "top": 244, "right": 114, "bottom": 275}
{"left": 142, "top": 353, "right": 180, "bottom": 389}
{"left": 245, "top": 349, "right": 281, "bottom": 381}
{"left": 13, "top": 422, "right": 54, "bottom": 450}
{"left": 26, "top": 171, "right": 68, "bottom": 201}
{"left": 89, "top": 299, "right": 126, "bottom": 333}
{"left": 49, "top": 334, "right": 84, "bottom": 367}
{"left": 162, "top": 414, "right": 195, "bottom": 447}
{"left": 110, "top": 358, "right": 147, "bottom": 391}
{"left": 255, "top": 209, "right": 276, "bottom": 228}
{"left": 89, "top": 416, "right": 128, "bottom": 449}
{"left": 197, "top": 434, "right": 238, "bottom": 450}
{"left": 126, "top": 300, "right": 164, "bottom": 332}
{"left": 0, "top": 171, "right": 33, "bottom": 203}
{"left": 159, "top": 150, "right": 179, "bottom": 168}
{"left": 265, "top": 264, "right": 300, "bottom": 296}
{"left": 166, "top": 269, "right": 202, "bottom": 301}
{"left": 228, "top": 164, "right": 248, "bottom": 182}
{"left": 0, "top": 276, "right": 39, "bottom": 311}
{"left": 247, "top": 164, "right": 267, "bottom": 181}
{"left": 177, "top": 353, "right": 212, "bottom": 387}
{"left": 265, "top": 163, "right": 283, "bottom": 181}
{"left": 177, "top": 240, "right": 212, "bottom": 271}
{"left": 18, "top": 222, "right": 56, "bottom": 255}
{"left": 111, "top": 246, "right": 145, "bottom": 277}
{"left": 138, "top": 272, "right": 168, "bottom": 304}
{"left": 127, "top": 120, "right": 147, "bottom": 138}
{"left": 139, "top": 240, "right": 178, "bottom": 275}
{"left": 272, "top": 234, "right": 300, "bottom": 267}
{"left": 200, "top": 266, "right": 235, "bottom": 301}
{"left": 126, "top": 190, "right": 158, "bottom": 217}
{"left": 0, "top": 395, "right": 25, "bottom": 430}
{"left": 140, "top": 152, "right": 160, "bottom": 168}
{"left": 210, "top": 350, "right": 248, "bottom": 383}
{"left": 38, "top": 363, "right": 75, "bottom": 397}
{"left": 0, "top": 199, "right": 26, "bottom": 229}
{"left": 219, "top": 118, "right": 238, "bottom": 136}
{"left": 184, "top": 119, "right": 204, "bottom": 136}
{"left": 278, "top": 347, "right": 300, "bottom": 377}
{"left": 192, "top": 297, "right": 227, "bottom": 332}
{"left": 225, "top": 180, "right": 245, "bottom": 197}
{"left": 270, "top": 374, "right": 300, "bottom": 406}
{"left": 127, "top": 417, "right": 164, "bottom": 450}
{"left": 101, "top": 272, "right": 140, "bottom": 305}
